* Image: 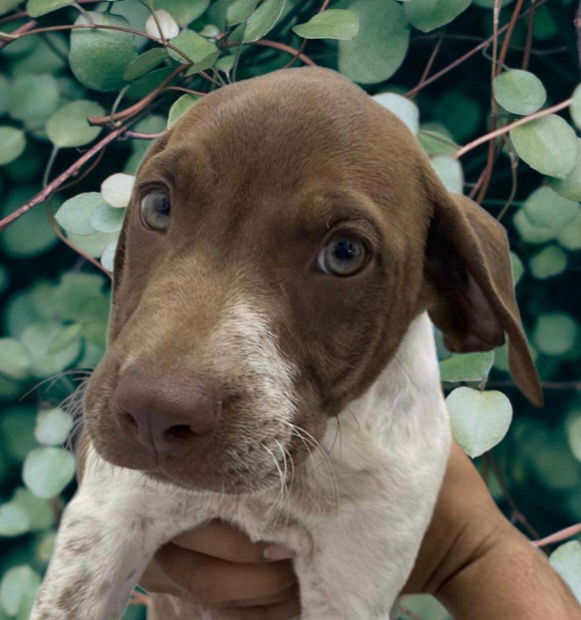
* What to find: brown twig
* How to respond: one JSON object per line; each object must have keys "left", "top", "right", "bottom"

{"left": 522, "top": 0, "right": 537, "bottom": 70}
{"left": 124, "top": 130, "right": 166, "bottom": 139}
{"left": 410, "top": 32, "right": 445, "bottom": 100}
{"left": 455, "top": 97, "right": 573, "bottom": 158}
{"left": 533, "top": 523, "right": 581, "bottom": 548}
{"left": 165, "top": 86, "right": 207, "bottom": 96}
{"left": 496, "top": 149, "right": 519, "bottom": 221}
{"left": 224, "top": 39, "right": 317, "bottom": 66}
{"left": 404, "top": 0, "right": 549, "bottom": 98}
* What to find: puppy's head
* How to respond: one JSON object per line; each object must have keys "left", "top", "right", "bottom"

{"left": 84, "top": 68, "right": 541, "bottom": 492}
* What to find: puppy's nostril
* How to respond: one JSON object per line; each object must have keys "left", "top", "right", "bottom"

{"left": 164, "top": 424, "right": 194, "bottom": 442}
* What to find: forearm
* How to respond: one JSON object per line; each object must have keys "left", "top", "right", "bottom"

{"left": 436, "top": 529, "right": 581, "bottom": 619}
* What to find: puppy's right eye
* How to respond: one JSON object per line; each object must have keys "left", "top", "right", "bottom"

{"left": 140, "top": 191, "right": 171, "bottom": 231}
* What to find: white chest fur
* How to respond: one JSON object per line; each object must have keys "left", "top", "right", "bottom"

{"left": 31, "top": 313, "right": 451, "bottom": 620}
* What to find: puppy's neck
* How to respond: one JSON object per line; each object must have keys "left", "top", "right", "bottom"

{"left": 321, "top": 312, "right": 448, "bottom": 468}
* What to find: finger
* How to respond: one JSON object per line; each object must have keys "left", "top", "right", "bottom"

{"left": 155, "top": 543, "right": 296, "bottom": 603}
{"left": 172, "top": 521, "right": 293, "bottom": 564}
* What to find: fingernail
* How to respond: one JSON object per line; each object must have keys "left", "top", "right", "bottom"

{"left": 263, "top": 543, "right": 294, "bottom": 561}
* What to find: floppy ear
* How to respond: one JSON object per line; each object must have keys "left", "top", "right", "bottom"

{"left": 425, "top": 190, "right": 543, "bottom": 406}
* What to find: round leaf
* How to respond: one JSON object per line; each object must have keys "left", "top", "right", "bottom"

{"left": 243, "top": 0, "right": 286, "bottom": 42}
{"left": 101, "top": 239, "right": 118, "bottom": 272}
{"left": 146, "top": 10, "right": 180, "bottom": 39}
{"left": 404, "top": 0, "right": 471, "bottom": 33}
{"left": 567, "top": 414, "right": 581, "bottom": 462}
{"left": 533, "top": 313, "right": 577, "bottom": 356}
{"left": 26, "top": 0, "right": 73, "bottom": 17}
{"left": 372, "top": 92, "right": 419, "bottom": 134}
{"left": 430, "top": 155, "right": 464, "bottom": 193}
{"left": 46, "top": 100, "right": 105, "bottom": 148}
{"left": 522, "top": 186, "right": 579, "bottom": 231}
{"left": 123, "top": 47, "right": 169, "bottom": 81}
{"left": 55, "top": 192, "right": 106, "bottom": 235}
{"left": 0, "top": 566, "right": 40, "bottom": 617}
{"left": 69, "top": 12, "right": 139, "bottom": 92}
{"left": 35, "top": 407, "right": 74, "bottom": 446}
{"left": 446, "top": 387, "right": 513, "bottom": 458}
{"left": 549, "top": 138, "right": 581, "bottom": 201}
{"left": 0, "top": 338, "right": 31, "bottom": 380}
{"left": 168, "top": 93, "right": 199, "bottom": 128}
{"left": 227, "top": 0, "right": 258, "bottom": 26}
{"left": 293, "top": 9, "right": 359, "bottom": 40}
{"left": 439, "top": 351, "right": 494, "bottom": 383}
{"left": 23, "top": 447, "right": 76, "bottom": 499}
{"left": 12, "top": 487, "right": 54, "bottom": 530}
{"left": 510, "top": 114, "right": 577, "bottom": 179}
{"left": 339, "top": 0, "right": 409, "bottom": 85}
{"left": 8, "top": 73, "right": 60, "bottom": 127}
{"left": 493, "top": 70, "right": 546, "bottom": 115}
{"left": 570, "top": 84, "right": 581, "bottom": 130}
{"left": 101, "top": 173, "right": 135, "bottom": 208}
{"left": 0, "top": 503, "right": 31, "bottom": 537}
{"left": 155, "top": 0, "right": 210, "bottom": 25}
{"left": 529, "top": 245, "right": 567, "bottom": 279}
{"left": 557, "top": 211, "right": 581, "bottom": 250}
{"left": 549, "top": 541, "right": 581, "bottom": 604}
{"left": 67, "top": 231, "right": 119, "bottom": 257}
{"left": 90, "top": 204, "right": 125, "bottom": 233}
{"left": 168, "top": 28, "right": 218, "bottom": 63}
{"left": 20, "top": 322, "right": 82, "bottom": 378}
{"left": 0, "top": 127, "right": 26, "bottom": 165}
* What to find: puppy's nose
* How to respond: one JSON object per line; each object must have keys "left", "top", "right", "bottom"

{"left": 114, "top": 367, "right": 221, "bottom": 455}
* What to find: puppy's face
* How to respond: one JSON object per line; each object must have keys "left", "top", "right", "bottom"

{"left": 84, "top": 68, "right": 540, "bottom": 493}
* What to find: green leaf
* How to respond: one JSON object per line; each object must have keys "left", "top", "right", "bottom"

{"left": 21, "top": 322, "right": 82, "bottom": 378}
{"left": 339, "top": 0, "right": 409, "bottom": 84}
{"left": 404, "top": 0, "right": 472, "bottom": 33}
{"left": 0, "top": 0, "right": 22, "bottom": 16}
{"left": 243, "top": 0, "right": 286, "bottom": 42}
{"left": 90, "top": 204, "right": 125, "bottom": 233}
{"left": 0, "top": 503, "right": 31, "bottom": 537}
{"left": 8, "top": 73, "right": 60, "bottom": 127}
{"left": 123, "top": 47, "right": 169, "bottom": 81}
{"left": 533, "top": 313, "right": 578, "bottom": 356}
{"left": 0, "top": 338, "right": 31, "bottom": 380}
{"left": 146, "top": 10, "right": 180, "bottom": 39}
{"left": 493, "top": 70, "right": 546, "bottom": 116}
{"left": 510, "top": 251, "right": 524, "bottom": 285}
{"left": 227, "top": 0, "right": 258, "bottom": 26}
{"left": 0, "top": 127, "right": 26, "bottom": 166}
{"left": 168, "top": 93, "right": 199, "bottom": 128}
{"left": 47, "top": 322, "right": 83, "bottom": 353}
{"left": 167, "top": 28, "right": 218, "bottom": 63}
{"left": 549, "top": 138, "right": 581, "bottom": 201}
{"left": 26, "top": 0, "right": 73, "bottom": 17}
{"left": 51, "top": 272, "right": 110, "bottom": 323}
{"left": 101, "top": 239, "right": 118, "bottom": 272}
{"left": 510, "top": 114, "right": 577, "bottom": 179}
{"left": 439, "top": 351, "right": 494, "bottom": 383}
{"left": 529, "top": 245, "right": 567, "bottom": 279}
{"left": 23, "top": 447, "right": 76, "bottom": 499}
{"left": 418, "top": 127, "right": 459, "bottom": 156}
{"left": 0, "top": 566, "right": 40, "bottom": 617}
{"left": 567, "top": 414, "right": 581, "bottom": 462}
{"left": 293, "top": 9, "right": 359, "bottom": 40}
{"left": 11, "top": 487, "right": 54, "bottom": 530}
{"left": 549, "top": 541, "right": 581, "bottom": 604}
{"left": 69, "top": 12, "right": 139, "bottom": 92}
{"left": 101, "top": 173, "right": 135, "bottom": 208}
{"left": 155, "top": 0, "right": 210, "bottom": 25}
{"left": 67, "top": 231, "right": 119, "bottom": 257}
{"left": 372, "top": 92, "right": 419, "bottom": 134}
{"left": 399, "top": 594, "right": 451, "bottom": 620}
{"left": 570, "top": 84, "right": 581, "bottom": 130}
{"left": 430, "top": 155, "right": 464, "bottom": 193}
{"left": 557, "top": 211, "right": 581, "bottom": 251}
{"left": 446, "top": 387, "right": 513, "bottom": 458}
{"left": 35, "top": 407, "right": 73, "bottom": 446}
{"left": 55, "top": 192, "right": 107, "bottom": 235}
{"left": 46, "top": 100, "right": 105, "bottom": 148}
{"left": 522, "top": 186, "right": 579, "bottom": 232}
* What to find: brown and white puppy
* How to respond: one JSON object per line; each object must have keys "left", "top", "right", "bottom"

{"left": 31, "top": 67, "right": 541, "bottom": 620}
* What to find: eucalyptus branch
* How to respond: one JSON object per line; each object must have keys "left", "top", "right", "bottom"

{"left": 455, "top": 97, "right": 573, "bottom": 158}
{"left": 533, "top": 523, "right": 581, "bottom": 548}
{"left": 223, "top": 39, "right": 317, "bottom": 66}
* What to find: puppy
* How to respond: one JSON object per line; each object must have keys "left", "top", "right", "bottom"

{"left": 31, "top": 67, "right": 541, "bottom": 620}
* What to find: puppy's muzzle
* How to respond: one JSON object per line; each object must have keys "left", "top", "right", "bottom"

{"left": 114, "top": 365, "right": 222, "bottom": 456}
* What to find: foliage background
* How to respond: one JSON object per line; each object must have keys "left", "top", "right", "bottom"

{"left": 0, "top": 0, "right": 580, "bottom": 618}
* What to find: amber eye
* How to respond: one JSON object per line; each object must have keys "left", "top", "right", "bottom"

{"left": 140, "top": 191, "right": 171, "bottom": 231}
{"left": 317, "top": 235, "right": 368, "bottom": 276}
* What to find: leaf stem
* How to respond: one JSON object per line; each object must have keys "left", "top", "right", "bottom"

{"left": 533, "top": 523, "right": 581, "bottom": 548}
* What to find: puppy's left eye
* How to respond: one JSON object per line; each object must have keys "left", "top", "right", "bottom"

{"left": 140, "top": 190, "right": 171, "bottom": 231}
{"left": 317, "top": 235, "right": 368, "bottom": 276}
